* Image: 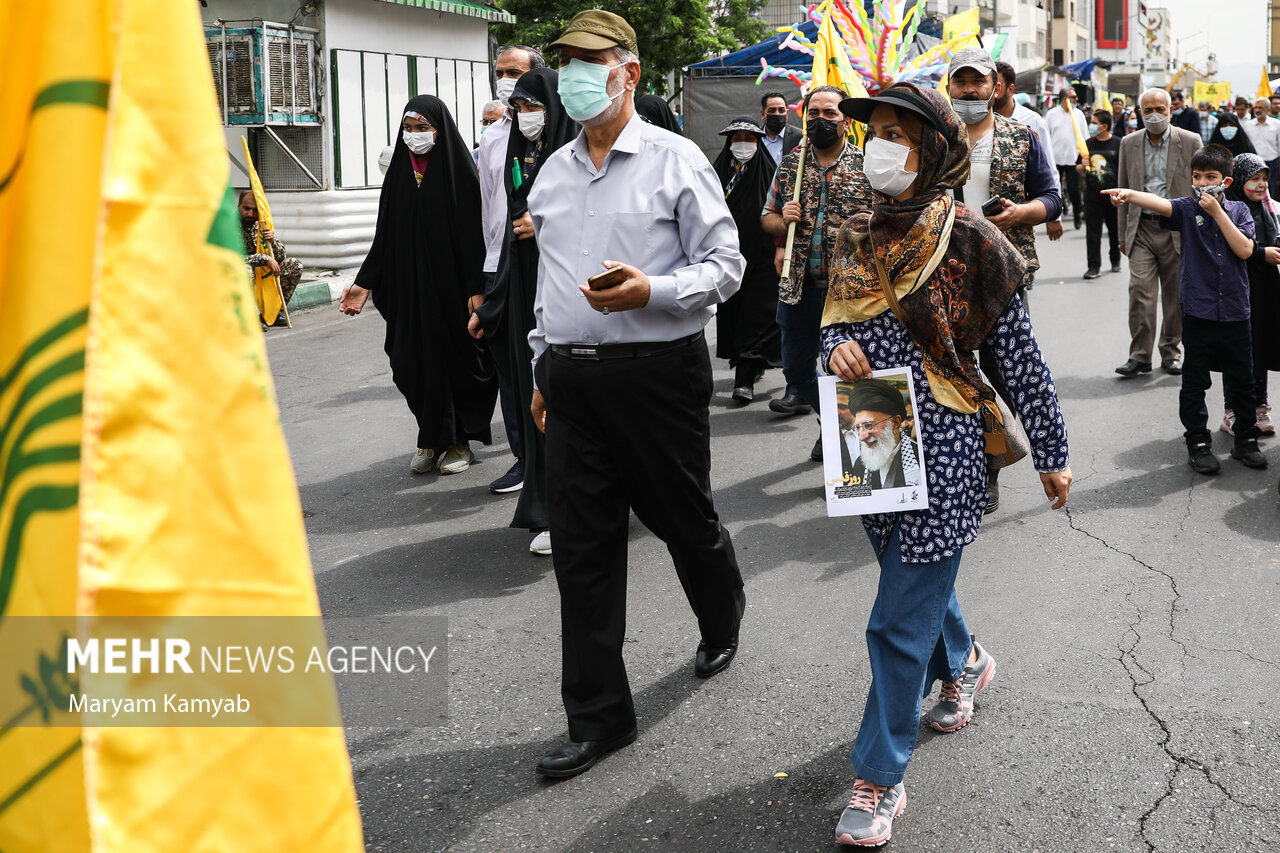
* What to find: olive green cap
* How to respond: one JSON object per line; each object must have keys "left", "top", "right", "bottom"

{"left": 549, "top": 9, "right": 638, "bottom": 57}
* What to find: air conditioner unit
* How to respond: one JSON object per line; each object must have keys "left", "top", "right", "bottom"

{"left": 205, "top": 22, "right": 320, "bottom": 125}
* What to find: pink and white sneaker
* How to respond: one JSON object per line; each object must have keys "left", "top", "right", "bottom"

{"left": 927, "top": 638, "right": 996, "bottom": 733}
{"left": 835, "top": 778, "right": 906, "bottom": 847}
{"left": 1257, "top": 405, "right": 1275, "bottom": 436}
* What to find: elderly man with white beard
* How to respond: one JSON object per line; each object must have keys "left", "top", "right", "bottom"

{"left": 836, "top": 380, "right": 922, "bottom": 490}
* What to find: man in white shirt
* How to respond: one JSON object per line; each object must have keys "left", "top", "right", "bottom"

{"left": 527, "top": 10, "right": 747, "bottom": 780}
{"left": 1246, "top": 97, "right": 1280, "bottom": 198}
{"left": 1044, "top": 87, "right": 1089, "bottom": 228}
{"left": 475, "top": 44, "right": 543, "bottom": 495}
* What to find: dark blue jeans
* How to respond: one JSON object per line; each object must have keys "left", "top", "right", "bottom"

{"left": 851, "top": 523, "right": 971, "bottom": 786}
{"left": 775, "top": 285, "right": 827, "bottom": 413}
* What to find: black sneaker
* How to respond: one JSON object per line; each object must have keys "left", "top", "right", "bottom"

{"left": 1083, "top": 268, "right": 1101, "bottom": 280}
{"left": 1186, "top": 435, "right": 1221, "bottom": 475}
{"left": 488, "top": 459, "right": 524, "bottom": 494}
{"left": 1231, "top": 436, "right": 1268, "bottom": 469}
{"left": 1111, "top": 262, "right": 1122, "bottom": 273}
{"left": 810, "top": 434, "right": 823, "bottom": 462}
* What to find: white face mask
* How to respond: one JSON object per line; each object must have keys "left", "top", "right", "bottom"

{"left": 730, "top": 141, "right": 756, "bottom": 162}
{"left": 863, "top": 137, "right": 917, "bottom": 197}
{"left": 403, "top": 130, "right": 435, "bottom": 155}
{"left": 517, "top": 110, "right": 546, "bottom": 141}
{"left": 495, "top": 77, "right": 517, "bottom": 105}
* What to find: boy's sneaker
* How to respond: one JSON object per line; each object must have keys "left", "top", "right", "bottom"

{"left": 1186, "top": 434, "right": 1221, "bottom": 475}
{"left": 1231, "top": 436, "right": 1268, "bottom": 469}
{"left": 927, "top": 638, "right": 996, "bottom": 732}
{"left": 1257, "top": 405, "right": 1275, "bottom": 435}
{"left": 409, "top": 448, "right": 438, "bottom": 474}
{"left": 835, "top": 779, "right": 906, "bottom": 847}
{"left": 1221, "top": 409, "right": 1235, "bottom": 436}
{"left": 439, "top": 445, "right": 475, "bottom": 475}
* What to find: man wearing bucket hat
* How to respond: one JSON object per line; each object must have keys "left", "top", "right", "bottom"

{"left": 527, "top": 9, "right": 748, "bottom": 780}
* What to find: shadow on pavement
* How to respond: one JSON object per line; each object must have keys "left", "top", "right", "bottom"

{"left": 560, "top": 746, "right": 852, "bottom": 852}
{"left": 315, "top": 528, "right": 553, "bottom": 617}
{"left": 354, "top": 667, "right": 712, "bottom": 851}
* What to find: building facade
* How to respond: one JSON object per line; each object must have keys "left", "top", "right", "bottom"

{"left": 205, "top": 0, "right": 510, "bottom": 270}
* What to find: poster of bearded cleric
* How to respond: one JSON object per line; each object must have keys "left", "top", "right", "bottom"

{"left": 818, "top": 370, "right": 928, "bottom": 516}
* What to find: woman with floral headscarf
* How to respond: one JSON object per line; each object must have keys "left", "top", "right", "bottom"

{"left": 819, "top": 83, "right": 1072, "bottom": 846}
{"left": 1220, "top": 152, "right": 1280, "bottom": 435}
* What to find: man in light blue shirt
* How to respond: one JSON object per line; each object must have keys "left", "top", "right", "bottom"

{"left": 526, "top": 9, "right": 748, "bottom": 781}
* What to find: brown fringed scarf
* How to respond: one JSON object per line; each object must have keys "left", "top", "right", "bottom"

{"left": 823, "top": 83, "right": 1028, "bottom": 414}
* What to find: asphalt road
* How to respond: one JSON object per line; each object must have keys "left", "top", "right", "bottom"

{"left": 268, "top": 221, "right": 1280, "bottom": 852}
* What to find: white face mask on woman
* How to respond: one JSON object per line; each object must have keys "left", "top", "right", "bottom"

{"left": 403, "top": 130, "right": 435, "bottom": 155}
{"left": 862, "top": 137, "right": 917, "bottom": 197}
{"left": 517, "top": 110, "right": 546, "bottom": 141}
{"left": 730, "top": 141, "right": 757, "bottom": 162}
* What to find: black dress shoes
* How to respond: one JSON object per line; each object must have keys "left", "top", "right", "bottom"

{"left": 1161, "top": 357, "right": 1183, "bottom": 375}
{"left": 731, "top": 385, "right": 755, "bottom": 404}
{"left": 1115, "top": 358, "right": 1152, "bottom": 377}
{"left": 536, "top": 727, "right": 638, "bottom": 779}
{"left": 769, "top": 392, "right": 812, "bottom": 415}
{"left": 695, "top": 636, "right": 738, "bottom": 678}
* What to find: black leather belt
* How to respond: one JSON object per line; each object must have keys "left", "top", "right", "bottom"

{"left": 1140, "top": 211, "right": 1163, "bottom": 221}
{"left": 550, "top": 331, "right": 703, "bottom": 361}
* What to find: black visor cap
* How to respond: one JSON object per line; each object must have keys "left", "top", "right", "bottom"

{"left": 840, "top": 89, "right": 947, "bottom": 138}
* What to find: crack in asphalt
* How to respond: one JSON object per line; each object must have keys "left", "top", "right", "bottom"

{"left": 1061, "top": 506, "right": 1269, "bottom": 852}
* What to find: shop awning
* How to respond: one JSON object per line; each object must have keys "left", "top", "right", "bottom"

{"left": 373, "top": 0, "right": 515, "bottom": 24}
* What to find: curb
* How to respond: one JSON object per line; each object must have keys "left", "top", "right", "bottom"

{"left": 287, "top": 279, "right": 342, "bottom": 311}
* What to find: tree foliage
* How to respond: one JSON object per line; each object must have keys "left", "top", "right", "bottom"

{"left": 492, "top": 0, "right": 768, "bottom": 96}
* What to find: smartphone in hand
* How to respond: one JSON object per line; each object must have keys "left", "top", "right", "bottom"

{"left": 980, "top": 196, "right": 1005, "bottom": 217}
{"left": 586, "top": 266, "right": 627, "bottom": 290}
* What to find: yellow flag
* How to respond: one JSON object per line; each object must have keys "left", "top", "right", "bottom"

{"left": 812, "top": 13, "right": 868, "bottom": 146}
{"left": 942, "top": 7, "right": 982, "bottom": 49}
{"left": 1192, "top": 80, "right": 1231, "bottom": 110}
{"left": 241, "top": 137, "right": 284, "bottom": 325}
{"left": 1259, "top": 67, "right": 1272, "bottom": 99}
{"left": 1, "top": 1, "right": 363, "bottom": 850}
{"left": 1071, "top": 109, "right": 1090, "bottom": 161}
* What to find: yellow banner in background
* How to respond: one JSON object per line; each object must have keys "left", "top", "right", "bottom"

{"left": 942, "top": 7, "right": 981, "bottom": 49}
{"left": 1, "top": 0, "right": 364, "bottom": 850}
{"left": 1258, "top": 67, "right": 1272, "bottom": 99}
{"left": 1192, "top": 80, "right": 1231, "bottom": 109}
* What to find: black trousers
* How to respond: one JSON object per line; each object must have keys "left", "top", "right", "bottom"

{"left": 1084, "top": 195, "right": 1119, "bottom": 271}
{"left": 1058, "top": 165, "right": 1083, "bottom": 223}
{"left": 1180, "top": 314, "right": 1257, "bottom": 439}
{"left": 543, "top": 337, "right": 745, "bottom": 741}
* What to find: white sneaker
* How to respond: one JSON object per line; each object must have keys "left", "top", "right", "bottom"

{"left": 439, "top": 445, "right": 475, "bottom": 475}
{"left": 409, "top": 448, "right": 438, "bottom": 474}
{"left": 529, "top": 530, "right": 552, "bottom": 555}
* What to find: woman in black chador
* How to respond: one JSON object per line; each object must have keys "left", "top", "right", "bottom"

{"left": 473, "top": 68, "right": 578, "bottom": 554}
{"left": 340, "top": 95, "right": 496, "bottom": 476}
{"left": 711, "top": 116, "right": 782, "bottom": 403}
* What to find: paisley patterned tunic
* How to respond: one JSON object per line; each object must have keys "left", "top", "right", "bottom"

{"left": 821, "top": 296, "right": 1069, "bottom": 563}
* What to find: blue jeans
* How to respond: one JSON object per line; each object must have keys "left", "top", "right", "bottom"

{"left": 775, "top": 285, "right": 827, "bottom": 413}
{"left": 851, "top": 523, "right": 971, "bottom": 786}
